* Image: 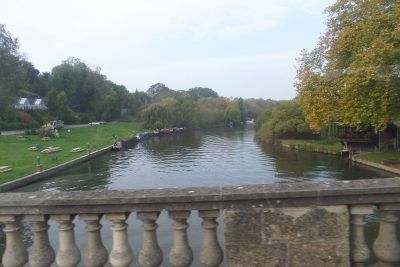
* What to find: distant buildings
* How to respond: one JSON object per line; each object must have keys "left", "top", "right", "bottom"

{"left": 14, "top": 97, "right": 47, "bottom": 110}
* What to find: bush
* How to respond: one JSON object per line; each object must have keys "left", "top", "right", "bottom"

{"left": 256, "top": 101, "right": 314, "bottom": 142}
{"left": 37, "top": 125, "right": 59, "bottom": 138}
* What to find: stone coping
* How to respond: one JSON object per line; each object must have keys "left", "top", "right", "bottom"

{"left": 0, "top": 177, "right": 399, "bottom": 214}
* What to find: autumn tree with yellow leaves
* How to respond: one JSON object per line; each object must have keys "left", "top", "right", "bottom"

{"left": 296, "top": 0, "right": 400, "bottom": 132}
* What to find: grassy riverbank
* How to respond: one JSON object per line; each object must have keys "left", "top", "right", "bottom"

{"left": 0, "top": 122, "right": 143, "bottom": 184}
{"left": 281, "top": 139, "right": 343, "bottom": 154}
{"left": 358, "top": 152, "right": 400, "bottom": 163}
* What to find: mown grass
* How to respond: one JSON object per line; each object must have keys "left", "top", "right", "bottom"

{"left": 281, "top": 139, "right": 343, "bottom": 154}
{"left": 358, "top": 152, "right": 400, "bottom": 163}
{"left": 0, "top": 122, "right": 143, "bottom": 184}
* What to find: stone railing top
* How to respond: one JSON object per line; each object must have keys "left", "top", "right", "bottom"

{"left": 1, "top": 177, "right": 400, "bottom": 214}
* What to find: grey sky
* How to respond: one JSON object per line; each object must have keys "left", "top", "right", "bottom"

{"left": 0, "top": 0, "right": 334, "bottom": 99}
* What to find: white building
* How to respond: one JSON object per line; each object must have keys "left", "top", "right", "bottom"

{"left": 14, "top": 97, "right": 47, "bottom": 110}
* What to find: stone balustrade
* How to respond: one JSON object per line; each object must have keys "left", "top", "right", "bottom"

{"left": 1, "top": 178, "right": 400, "bottom": 266}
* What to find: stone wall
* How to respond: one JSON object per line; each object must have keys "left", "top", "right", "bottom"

{"left": 224, "top": 205, "right": 350, "bottom": 267}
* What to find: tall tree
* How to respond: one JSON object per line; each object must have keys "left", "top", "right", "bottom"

{"left": 296, "top": 0, "right": 400, "bottom": 131}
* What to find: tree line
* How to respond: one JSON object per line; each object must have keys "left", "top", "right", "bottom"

{"left": 140, "top": 83, "right": 278, "bottom": 129}
{"left": 0, "top": 23, "right": 277, "bottom": 131}
{"left": 257, "top": 0, "right": 400, "bottom": 142}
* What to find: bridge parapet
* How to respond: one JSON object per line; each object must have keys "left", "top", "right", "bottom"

{"left": 1, "top": 178, "right": 400, "bottom": 266}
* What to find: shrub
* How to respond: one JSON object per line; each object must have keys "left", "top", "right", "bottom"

{"left": 37, "top": 125, "right": 58, "bottom": 138}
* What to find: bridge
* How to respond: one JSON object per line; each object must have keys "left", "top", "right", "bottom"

{"left": 1, "top": 178, "right": 400, "bottom": 266}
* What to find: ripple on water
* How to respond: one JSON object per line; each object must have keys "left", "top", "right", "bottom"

{"left": 12, "top": 127, "right": 396, "bottom": 192}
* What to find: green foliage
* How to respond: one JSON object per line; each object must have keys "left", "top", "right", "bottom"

{"left": 255, "top": 108, "right": 272, "bottom": 131}
{"left": 37, "top": 124, "right": 58, "bottom": 138}
{"left": 224, "top": 104, "right": 241, "bottom": 126}
{"left": 243, "top": 98, "right": 281, "bottom": 121}
{"left": 196, "top": 98, "right": 227, "bottom": 128}
{"left": 48, "top": 58, "right": 132, "bottom": 121}
{"left": 0, "top": 24, "right": 41, "bottom": 122}
{"left": 237, "top": 97, "right": 246, "bottom": 122}
{"left": 140, "top": 95, "right": 199, "bottom": 129}
{"left": 296, "top": 0, "right": 400, "bottom": 131}
{"left": 187, "top": 87, "right": 218, "bottom": 100}
{"left": 146, "top": 83, "right": 176, "bottom": 101}
{"left": 257, "top": 101, "right": 314, "bottom": 141}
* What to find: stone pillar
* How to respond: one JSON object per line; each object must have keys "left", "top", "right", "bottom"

{"left": 0, "top": 215, "right": 28, "bottom": 267}
{"left": 26, "top": 215, "right": 55, "bottom": 267}
{"left": 373, "top": 204, "right": 400, "bottom": 266}
{"left": 168, "top": 211, "right": 193, "bottom": 267}
{"left": 51, "top": 214, "right": 81, "bottom": 267}
{"left": 199, "top": 210, "right": 223, "bottom": 267}
{"left": 105, "top": 213, "right": 133, "bottom": 267}
{"left": 350, "top": 205, "right": 374, "bottom": 267}
{"left": 79, "top": 214, "right": 108, "bottom": 267}
{"left": 137, "top": 211, "right": 163, "bottom": 267}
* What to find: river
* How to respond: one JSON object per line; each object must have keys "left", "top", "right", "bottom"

{"left": 14, "top": 127, "right": 393, "bottom": 192}
{"left": 12, "top": 127, "right": 394, "bottom": 266}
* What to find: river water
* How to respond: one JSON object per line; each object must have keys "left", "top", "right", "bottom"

{"left": 12, "top": 127, "right": 394, "bottom": 266}
{"left": 15, "top": 127, "right": 393, "bottom": 192}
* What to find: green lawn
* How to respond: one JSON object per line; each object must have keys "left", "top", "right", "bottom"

{"left": 358, "top": 152, "right": 400, "bottom": 163}
{"left": 281, "top": 139, "right": 343, "bottom": 153}
{"left": 0, "top": 122, "right": 143, "bottom": 184}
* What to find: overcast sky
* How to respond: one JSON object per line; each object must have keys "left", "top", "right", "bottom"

{"left": 0, "top": 0, "right": 334, "bottom": 99}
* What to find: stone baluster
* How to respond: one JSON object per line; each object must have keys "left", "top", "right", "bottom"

{"left": 26, "top": 215, "right": 55, "bottom": 267}
{"left": 373, "top": 204, "right": 400, "bottom": 266}
{"left": 168, "top": 211, "right": 193, "bottom": 267}
{"left": 0, "top": 215, "right": 28, "bottom": 267}
{"left": 137, "top": 211, "right": 163, "bottom": 267}
{"left": 350, "top": 205, "right": 374, "bottom": 267}
{"left": 199, "top": 210, "right": 223, "bottom": 267}
{"left": 105, "top": 213, "right": 133, "bottom": 267}
{"left": 51, "top": 214, "right": 81, "bottom": 267}
{"left": 79, "top": 214, "right": 108, "bottom": 267}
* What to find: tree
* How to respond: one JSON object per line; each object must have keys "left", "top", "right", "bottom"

{"left": 224, "top": 105, "right": 241, "bottom": 126}
{"left": 146, "top": 83, "right": 176, "bottom": 101}
{"left": 237, "top": 97, "right": 246, "bottom": 122}
{"left": 257, "top": 101, "right": 313, "bottom": 141}
{"left": 196, "top": 98, "right": 228, "bottom": 128}
{"left": 0, "top": 24, "right": 39, "bottom": 121}
{"left": 296, "top": 0, "right": 400, "bottom": 132}
{"left": 187, "top": 87, "right": 218, "bottom": 100}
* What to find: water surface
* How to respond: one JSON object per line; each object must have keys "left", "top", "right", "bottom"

{"left": 15, "top": 127, "right": 393, "bottom": 192}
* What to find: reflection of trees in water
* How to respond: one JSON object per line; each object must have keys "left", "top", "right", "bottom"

{"left": 261, "top": 144, "right": 326, "bottom": 180}
{"left": 140, "top": 129, "right": 247, "bottom": 160}
{"left": 49, "top": 160, "right": 112, "bottom": 191}
{"left": 140, "top": 132, "right": 204, "bottom": 158}
{"left": 14, "top": 157, "right": 114, "bottom": 192}
{"left": 204, "top": 128, "right": 246, "bottom": 141}
{"left": 260, "top": 143, "right": 393, "bottom": 181}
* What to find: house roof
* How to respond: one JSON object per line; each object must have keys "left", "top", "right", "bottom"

{"left": 18, "top": 97, "right": 28, "bottom": 105}
{"left": 392, "top": 121, "right": 400, "bottom": 128}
